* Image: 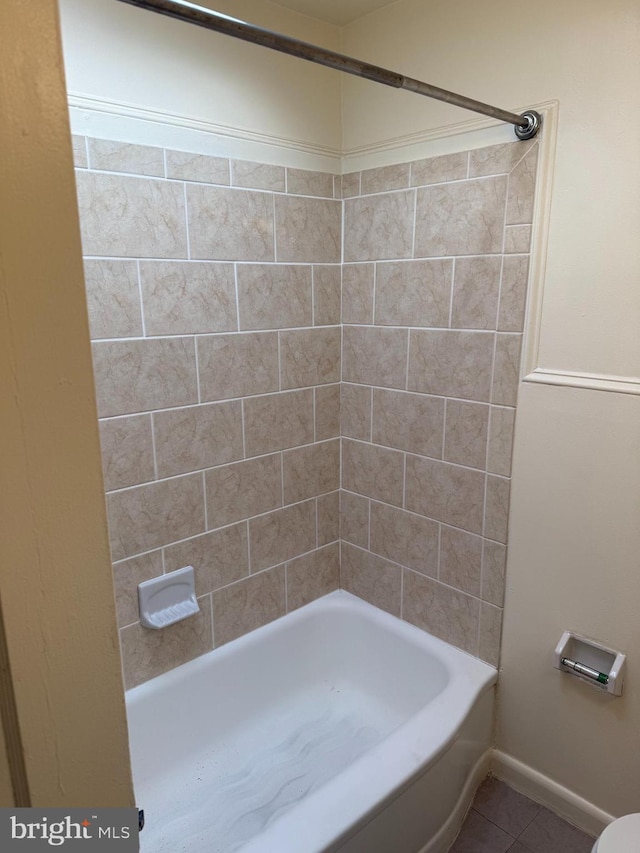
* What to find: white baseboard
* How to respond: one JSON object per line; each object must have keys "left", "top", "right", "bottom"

{"left": 491, "top": 749, "right": 615, "bottom": 838}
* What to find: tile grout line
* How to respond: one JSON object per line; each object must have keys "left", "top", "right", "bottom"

{"left": 202, "top": 470, "right": 208, "bottom": 532}
{"left": 183, "top": 182, "right": 191, "bottom": 261}
{"left": 89, "top": 324, "right": 515, "bottom": 342}
{"left": 246, "top": 519, "right": 252, "bottom": 574}
{"left": 209, "top": 592, "right": 215, "bottom": 650}
{"left": 149, "top": 412, "right": 159, "bottom": 482}
{"left": 136, "top": 259, "right": 147, "bottom": 338}
{"left": 194, "top": 335, "right": 202, "bottom": 404}
{"left": 233, "top": 263, "right": 241, "bottom": 332}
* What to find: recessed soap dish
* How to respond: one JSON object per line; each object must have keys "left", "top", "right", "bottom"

{"left": 138, "top": 566, "right": 200, "bottom": 630}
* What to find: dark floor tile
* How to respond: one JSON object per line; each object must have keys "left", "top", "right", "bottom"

{"left": 507, "top": 844, "right": 533, "bottom": 853}
{"left": 518, "top": 807, "right": 595, "bottom": 853}
{"left": 473, "top": 777, "right": 542, "bottom": 837}
{"left": 450, "top": 809, "right": 515, "bottom": 853}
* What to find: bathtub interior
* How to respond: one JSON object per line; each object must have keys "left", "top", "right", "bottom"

{"left": 126, "top": 591, "right": 494, "bottom": 853}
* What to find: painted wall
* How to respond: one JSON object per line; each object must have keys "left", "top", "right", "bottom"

{"left": 342, "top": 0, "right": 640, "bottom": 819}
{"left": 59, "top": 0, "right": 342, "bottom": 166}
{"left": 0, "top": 0, "right": 134, "bottom": 806}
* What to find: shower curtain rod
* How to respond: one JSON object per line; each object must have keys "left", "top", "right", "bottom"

{"left": 114, "top": 0, "right": 541, "bottom": 140}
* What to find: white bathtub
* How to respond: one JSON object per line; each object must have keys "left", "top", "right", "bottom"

{"left": 126, "top": 590, "right": 497, "bottom": 853}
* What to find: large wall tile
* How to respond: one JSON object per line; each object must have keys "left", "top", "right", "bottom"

{"left": 439, "top": 526, "right": 482, "bottom": 597}
{"left": 469, "top": 140, "right": 534, "bottom": 178}
{"left": 361, "top": 163, "right": 410, "bottom": 195}
{"left": 139, "top": 261, "right": 237, "bottom": 335}
{"left": 249, "top": 500, "right": 316, "bottom": 572}
{"left": 76, "top": 171, "right": 187, "bottom": 258}
{"left": 341, "top": 383, "right": 372, "bottom": 441}
{"left": 237, "top": 264, "right": 312, "bottom": 330}
{"left": 283, "top": 440, "right": 340, "bottom": 504}
{"left": 405, "top": 455, "right": 485, "bottom": 534}
{"left": 341, "top": 172, "right": 361, "bottom": 198}
{"left": 315, "top": 384, "right": 340, "bottom": 440}
{"left": 341, "top": 543, "right": 401, "bottom": 617}
{"left": 92, "top": 338, "right": 197, "bottom": 417}
{"left": 506, "top": 146, "right": 537, "bottom": 225}
{"left": 344, "top": 191, "right": 415, "bottom": 262}
{"left": 286, "top": 168, "right": 334, "bottom": 198}
{"left": 492, "top": 333, "right": 522, "bottom": 407}
{"left": 205, "top": 454, "right": 282, "bottom": 529}
{"left": 342, "top": 264, "right": 374, "bottom": 324}
{"left": 372, "top": 388, "right": 444, "bottom": 457}
{"left": 504, "top": 224, "right": 532, "bottom": 254}
{"left": 487, "top": 406, "right": 516, "bottom": 476}
{"left": 112, "top": 551, "right": 162, "bottom": 628}
{"left": 84, "top": 259, "right": 142, "bottom": 339}
{"left": 163, "top": 523, "right": 249, "bottom": 596}
{"left": 286, "top": 543, "right": 340, "bottom": 612}
{"left": 370, "top": 502, "right": 438, "bottom": 576}
{"left": 340, "top": 490, "right": 370, "bottom": 548}
{"left": 212, "top": 566, "right": 285, "bottom": 646}
{"left": 153, "top": 401, "right": 243, "bottom": 478}
{"left": 244, "top": 389, "right": 314, "bottom": 456}
{"left": 444, "top": 399, "right": 489, "bottom": 469}
{"left": 275, "top": 196, "right": 341, "bottom": 263}
{"left": 342, "top": 439, "right": 404, "bottom": 506}
{"left": 479, "top": 602, "right": 503, "bottom": 667}
{"left": 451, "top": 256, "right": 502, "bottom": 330}
{"left": 482, "top": 540, "right": 507, "bottom": 607}
{"left": 313, "top": 265, "right": 341, "bottom": 326}
{"left": 187, "top": 185, "right": 274, "bottom": 261}
{"left": 165, "top": 150, "right": 229, "bottom": 184}
{"left": 120, "top": 598, "right": 213, "bottom": 688}
{"left": 280, "top": 327, "right": 341, "bottom": 389}
{"left": 498, "top": 255, "right": 529, "bottom": 332}
{"left": 484, "top": 474, "right": 511, "bottom": 543}
{"left": 88, "top": 139, "right": 165, "bottom": 177}
{"left": 415, "top": 176, "right": 507, "bottom": 257}
{"left": 403, "top": 571, "right": 480, "bottom": 655}
{"left": 107, "top": 473, "right": 205, "bottom": 561}
{"left": 231, "top": 160, "right": 285, "bottom": 192}
{"left": 197, "top": 332, "right": 278, "bottom": 401}
{"left": 317, "top": 491, "right": 340, "bottom": 546}
{"left": 410, "top": 152, "right": 467, "bottom": 186}
{"left": 99, "top": 414, "right": 155, "bottom": 491}
{"left": 342, "top": 326, "right": 408, "bottom": 388}
{"left": 374, "top": 259, "right": 452, "bottom": 327}
{"left": 408, "top": 329, "right": 494, "bottom": 401}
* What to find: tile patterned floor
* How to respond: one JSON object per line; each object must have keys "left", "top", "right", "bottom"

{"left": 450, "top": 777, "right": 595, "bottom": 853}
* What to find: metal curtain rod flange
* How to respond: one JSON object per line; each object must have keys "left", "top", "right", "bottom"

{"left": 114, "top": 0, "right": 542, "bottom": 140}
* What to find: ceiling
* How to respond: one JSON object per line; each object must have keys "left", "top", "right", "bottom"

{"left": 272, "top": 0, "right": 397, "bottom": 26}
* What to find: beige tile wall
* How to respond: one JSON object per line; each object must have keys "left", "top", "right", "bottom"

{"left": 74, "top": 134, "right": 537, "bottom": 685}
{"left": 73, "top": 137, "right": 341, "bottom": 688}
{"left": 340, "top": 140, "right": 538, "bottom": 667}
